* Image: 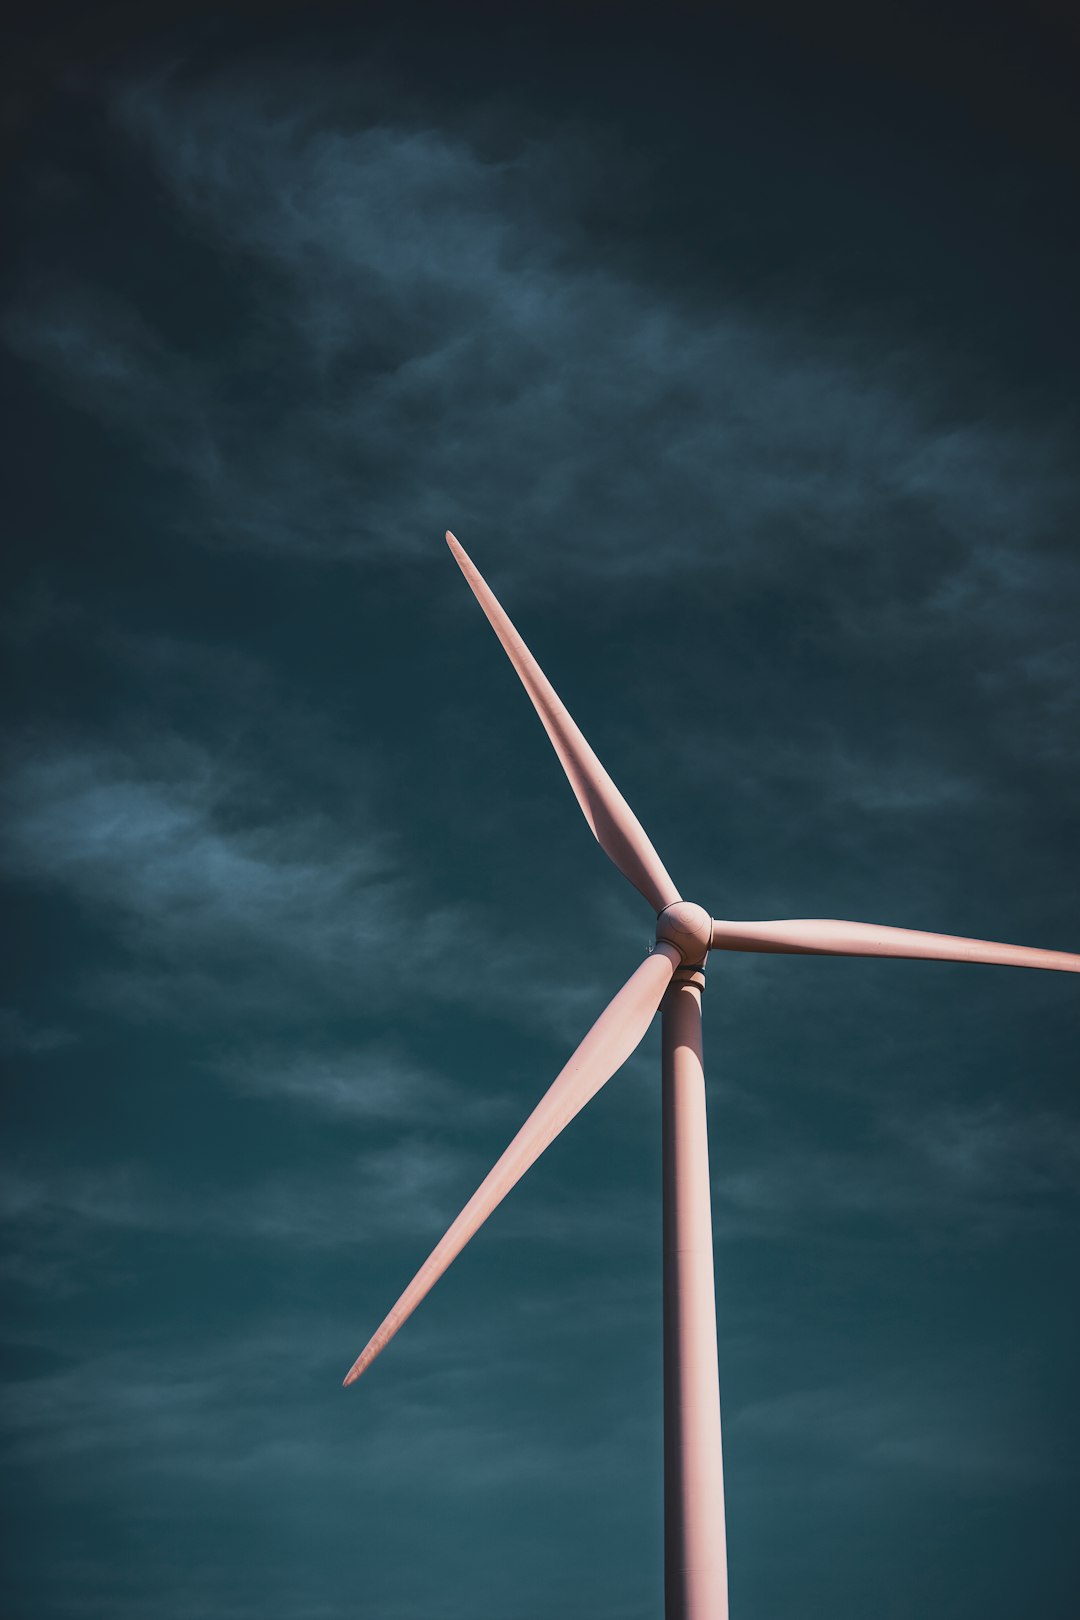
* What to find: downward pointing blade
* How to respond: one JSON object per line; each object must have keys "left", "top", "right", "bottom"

{"left": 710, "top": 918, "right": 1080, "bottom": 973}
{"left": 344, "top": 940, "right": 682, "bottom": 1385}
{"left": 446, "top": 532, "right": 680, "bottom": 915}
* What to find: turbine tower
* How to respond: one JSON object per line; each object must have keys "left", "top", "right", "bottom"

{"left": 344, "top": 532, "right": 1080, "bottom": 1619}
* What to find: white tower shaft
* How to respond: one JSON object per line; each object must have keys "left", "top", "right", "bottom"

{"left": 663, "top": 972, "right": 729, "bottom": 1620}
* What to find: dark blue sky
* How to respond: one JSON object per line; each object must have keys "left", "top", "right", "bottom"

{"left": 3, "top": 5, "right": 1079, "bottom": 1617}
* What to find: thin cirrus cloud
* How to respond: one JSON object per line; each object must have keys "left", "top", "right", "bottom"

{"left": 711, "top": 1101, "right": 1080, "bottom": 1241}
{"left": 2, "top": 41, "right": 1078, "bottom": 1620}
{"left": 733, "top": 1368, "right": 1055, "bottom": 1493}
{"left": 5, "top": 76, "right": 1077, "bottom": 830}
{"left": 7, "top": 78, "right": 1077, "bottom": 933}
{"left": 219, "top": 1044, "right": 455, "bottom": 1121}
{"left": 8, "top": 1079, "right": 1073, "bottom": 1301}
{"left": 0, "top": 741, "right": 410, "bottom": 1012}
{"left": 0, "top": 719, "right": 646, "bottom": 1046}
{"left": 5, "top": 77, "right": 1075, "bottom": 860}
{"left": 0, "top": 1007, "right": 73, "bottom": 1055}
{"left": 1, "top": 727, "right": 601, "bottom": 1028}
{"left": 1, "top": 1137, "right": 477, "bottom": 1263}
{"left": 2, "top": 71, "right": 1074, "bottom": 626}
{"left": 0, "top": 1301, "right": 655, "bottom": 1504}
{"left": 214, "top": 1041, "right": 521, "bottom": 1134}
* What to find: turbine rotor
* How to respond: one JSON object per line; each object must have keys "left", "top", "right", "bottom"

{"left": 656, "top": 900, "right": 713, "bottom": 965}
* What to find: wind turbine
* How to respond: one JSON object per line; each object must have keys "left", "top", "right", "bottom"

{"left": 344, "top": 531, "right": 1080, "bottom": 1619}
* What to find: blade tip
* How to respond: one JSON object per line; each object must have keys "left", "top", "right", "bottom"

{"left": 446, "top": 530, "right": 471, "bottom": 565}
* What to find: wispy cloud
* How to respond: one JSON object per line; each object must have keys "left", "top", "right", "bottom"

{"left": 218, "top": 1042, "right": 454, "bottom": 1120}
{"left": 6, "top": 74, "right": 1078, "bottom": 945}
{"left": 3, "top": 34, "right": 1077, "bottom": 1620}
{"left": 0, "top": 739, "right": 411, "bottom": 1014}
{"left": 734, "top": 1365, "right": 1055, "bottom": 1493}
{"left": 711, "top": 1096, "right": 1080, "bottom": 1244}
{"left": 2, "top": 73, "right": 1073, "bottom": 640}
{"left": 213, "top": 1039, "right": 522, "bottom": 1136}
{"left": 0, "top": 1007, "right": 73, "bottom": 1055}
{"left": 7, "top": 71, "right": 1076, "bottom": 900}
{"left": 0, "top": 1138, "right": 473, "bottom": 1260}
{"left": 889, "top": 1098, "right": 1080, "bottom": 1200}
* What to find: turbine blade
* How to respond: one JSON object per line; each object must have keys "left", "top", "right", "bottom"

{"left": 710, "top": 918, "right": 1080, "bottom": 973}
{"left": 446, "top": 531, "right": 680, "bottom": 915}
{"left": 344, "top": 940, "right": 681, "bottom": 1386}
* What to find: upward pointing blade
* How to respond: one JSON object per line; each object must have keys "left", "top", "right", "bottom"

{"left": 344, "top": 940, "right": 681, "bottom": 1385}
{"left": 446, "top": 532, "right": 681, "bottom": 915}
{"left": 710, "top": 917, "right": 1080, "bottom": 973}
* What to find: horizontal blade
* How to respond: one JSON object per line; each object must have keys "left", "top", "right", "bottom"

{"left": 344, "top": 941, "right": 681, "bottom": 1386}
{"left": 446, "top": 531, "right": 680, "bottom": 915}
{"left": 710, "top": 918, "right": 1080, "bottom": 973}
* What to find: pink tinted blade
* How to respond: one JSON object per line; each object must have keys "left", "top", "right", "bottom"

{"left": 344, "top": 941, "right": 681, "bottom": 1385}
{"left": 446, "top": 531, "right": 680, "bottom": 915}
{"left": 710, "top": 918, "right": 1080, "bottom": 973}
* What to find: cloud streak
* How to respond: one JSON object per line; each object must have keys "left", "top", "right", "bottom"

{"left": 2, "top": 72, "right": 1073, "bottom": 638}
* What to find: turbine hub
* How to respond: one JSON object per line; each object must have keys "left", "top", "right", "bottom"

{"left": 655, "top": 901, "right": 712, "bottom": 965}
